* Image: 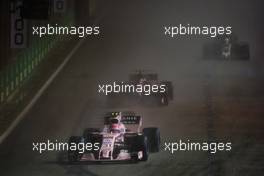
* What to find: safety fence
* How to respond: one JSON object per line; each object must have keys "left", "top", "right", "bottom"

{"left": 0, "top": 13, "right": 75, "bottom": 106}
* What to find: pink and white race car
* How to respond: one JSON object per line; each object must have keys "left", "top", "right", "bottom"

{"left": 68, "top": 112, "right": 160, "bottom": 163}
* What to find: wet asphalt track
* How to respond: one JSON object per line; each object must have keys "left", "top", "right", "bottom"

{"left": 0, "top": 1, "right": 264, "bottom": 176}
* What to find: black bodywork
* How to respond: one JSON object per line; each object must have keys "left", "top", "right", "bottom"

{"left": 203, "top": 35, "right": 250, "bottom": 61}
{"left": 108, "top": 71, "right": 173, "bottom": 106}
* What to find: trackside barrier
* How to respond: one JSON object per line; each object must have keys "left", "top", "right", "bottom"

{"left": 0, "top": 14, "right": 74, "bottom": 106}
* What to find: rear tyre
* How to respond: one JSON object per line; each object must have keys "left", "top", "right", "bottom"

{"left": 143, "top": 128, "right": 160, "bottom": 153}
{"left": 83, "top": 129, "right": 102, "bottom": 159}
{"left": 160, "top": 95, "right": 168, "bottom": 106}
{"left": 232, "top": 43, "right": 250, "bottom": 60}
{"left": 83, "top": 128, "right": 100, "bottom": 138}
{"left": 163, "top": 81, "right": 174, "bottom": 100}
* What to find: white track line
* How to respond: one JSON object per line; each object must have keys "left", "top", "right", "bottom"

{"left": 0, "top": 38, "right": 85, "bottom": 144}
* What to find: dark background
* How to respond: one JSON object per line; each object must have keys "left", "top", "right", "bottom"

{"left": 0, "top": 0, "right": 264, "bottom": 175}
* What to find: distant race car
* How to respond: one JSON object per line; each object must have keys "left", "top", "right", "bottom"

{"left": 203, "top": 34, "right": 250, "bottom": 60}
{"left": 68, "top": 112, "right": 160, "bottom": 163}
{"left": 108, "top": 70, "right": 173, "bottom": 106}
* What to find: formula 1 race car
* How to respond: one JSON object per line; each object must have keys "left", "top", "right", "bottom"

{"left": 108, "top": 70, "right": 173, "bottom": 106}
{"left": 68, "top": 112, "right": 160, "bottom": 163}
{"left": 203, "top": 34, "right": 250, "bottom": 60}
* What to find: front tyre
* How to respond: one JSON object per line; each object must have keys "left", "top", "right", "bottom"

{"left": 68, "top": 136, "right": 83, "bottom": 163}
{"left": 136, "top": 135, "right": 149, "bottom": 161}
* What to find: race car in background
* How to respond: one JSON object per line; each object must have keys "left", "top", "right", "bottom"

{"left": 203, "top": 34, "right": 250, "bottom": 60}
{"left": 68, "top": 112, "right": 160, "bottom": 163}
{"left": 108, "top": 70, "right": 173, "bottom": 106}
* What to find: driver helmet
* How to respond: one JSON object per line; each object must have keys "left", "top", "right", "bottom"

{"left": 110, "top": 112, "right": 122, "bottom": 133}
{"left": 139, "top": 78, "right": 146, "bottom": 84}
{"left": 224, "top": 37, "right": 230, "bottom": 44}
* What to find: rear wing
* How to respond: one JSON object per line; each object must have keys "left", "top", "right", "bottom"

{"left": 104, "top": 115, "right": 142, "bottom": 132}
{"left": 129, "top": 73, "right": 158, "bottom": 82}
{"left": 129, "top": 70, "right": 158, "bottom": 82}
{"left": 104, "top": 115, "right": 141, "bottom": 125}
